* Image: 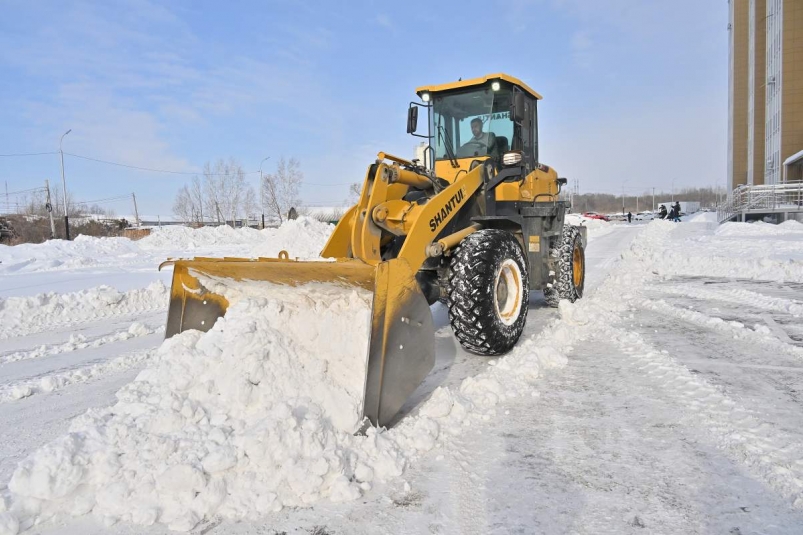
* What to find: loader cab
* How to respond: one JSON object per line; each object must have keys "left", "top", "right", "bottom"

{"left": 411, "top": 73, "right": 541, "bottom": 182}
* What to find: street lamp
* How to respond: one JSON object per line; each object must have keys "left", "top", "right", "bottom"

{"left": 259, "top": 156, "right": 271, "bottom": 229}
{"left": 621, "top": 179, "right": 629, "bottom": 214}
{"left": 59, "top": 129, "right": 72, "bottom": 240}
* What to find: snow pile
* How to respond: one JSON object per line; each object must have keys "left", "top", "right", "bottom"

{"left": 0, "top": 284, "right": 408, "bottom": 532}
{"left": 565, "top": 214, "right": 613, "bottom": 239}
{"left": 687, "top": 211, "right": 717, "bottom": 223}
{"left": 630, "top": 220, "right": 803, "bottom": 282}
{"left": 137, "top": 218, "right": 334, "bottom": 260}
{"left": 0, "top": 218, "right": 335, "bottom": 275}
{"left": 716, "top": 219, "right": 803, "bottom": 237}
{"left": 249, "top": 218, "right": 336, "bottom": 259}
{"left": 0, "top": 282, "right": 168, "bottom": 340}
{"left": 137, "top": 225, "right": 264, "bottom": 250}
{"left": 0, "top": 236, "right": 141, "bottom": 274}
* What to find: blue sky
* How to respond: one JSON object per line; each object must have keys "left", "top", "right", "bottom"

{"left": 0, "top": 0, "right": 727, "bottom": 217}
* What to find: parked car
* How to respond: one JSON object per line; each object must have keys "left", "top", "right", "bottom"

{"left": 582, "top": 212, "right": 610, "bottom": 222}
{"left": 608, "top": 213, "right": 627, "bottom": 222}
{"left": 635, "top": 211, "right": 655, "bottom": 221}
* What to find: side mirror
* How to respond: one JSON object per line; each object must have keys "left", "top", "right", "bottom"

{"left": 407, "top": 106, "right": 419, "bottom": 134}
{"left": 511, "top": 91, "right": 526, "bottom": 123}
{"left": 557, "top": 177, "right": 568, "bottom": 186}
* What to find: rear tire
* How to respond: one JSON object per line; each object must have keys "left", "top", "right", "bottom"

{"left": 447, "top": 229, "right": 529, "bottom": 355}
{"left": 544, "top": 225, "right": 585, "bottom": 307}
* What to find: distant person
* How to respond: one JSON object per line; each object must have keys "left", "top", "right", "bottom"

{"left": 668, "top": 205, "right": 680, "bottom": 222}
{"left": 659, "top": 205, "right": 668, "bottom": 219}
{"left": 627, "top": 211, "right": 632, "bottom": 223}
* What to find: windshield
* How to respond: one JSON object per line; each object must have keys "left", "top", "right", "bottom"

{"left": 430, "top": 88, "right": 514, "bottom": 163}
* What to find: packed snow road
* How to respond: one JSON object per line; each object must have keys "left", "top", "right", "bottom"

{"left": 1, "top": 217, "right": 803, "bottom": 534}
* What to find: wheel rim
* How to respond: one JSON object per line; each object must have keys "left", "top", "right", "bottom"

{"left": 494, "top": 259, "right": 523, "bottom": 326}
{"left": 572, "top": 242, "right": 584, "bottom": 288}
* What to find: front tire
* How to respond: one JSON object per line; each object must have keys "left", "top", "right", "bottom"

{"left": 447, "top": 229, "right": 529, "bottom": 355}
{"left": 544, "top": 225, "right": 585, "bottom": 307}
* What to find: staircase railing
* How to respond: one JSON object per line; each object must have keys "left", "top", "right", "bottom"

{"left": 717, "top": 180, "right": 803, "bottom": 223}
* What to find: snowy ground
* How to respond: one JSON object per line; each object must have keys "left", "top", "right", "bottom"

{"left": 1, "top": 216, "right": 803, "bottom": 534}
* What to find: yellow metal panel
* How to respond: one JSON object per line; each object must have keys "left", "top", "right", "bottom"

{"left": 397, "top": 166, "right": 484, "bottom": 272}
{"left": 321, "top": 204, "right": 358, "bottom": 258}
{"left": 434, "top": 157, "right": 489, "bottom": 184}
{"left": 494, "top": 166, "right": 559, "bottom": 202}
{"left": 415, "top": 73, "right": 542, "bottom": 100}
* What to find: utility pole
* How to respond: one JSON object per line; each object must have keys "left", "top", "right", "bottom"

{"left": 621, "top": 182, "right": 626, "bottom": 214}
{"left": 652, "top": 187, "right": 655, "bottom": 212}
{"left": 59, "top": 129, "right": 72, "bottom": 240}
{"left": 45, "top": 180, "right": 56, "bottom": 238}
{"left": 131, "top": 192, "right": 140, "bottom": 227}
{"left": 4, "top": 181, "right": 8, "bottom": 214}
{"left": 259, "top": 156, "right": 270, "bottom": 229}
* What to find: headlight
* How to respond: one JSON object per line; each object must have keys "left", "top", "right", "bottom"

{"left": 502, "top": 151, "right": 523, "bottom": 166}
{"left": 491, "top": 81, "right": 500, "bottom": 91}
{"left": 421, "top": 92, "right": 430, "bottom": 102}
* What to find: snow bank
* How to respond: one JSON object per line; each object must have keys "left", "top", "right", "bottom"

{"left": 0, "top": 236, "right": 140, "bottom": 274}
{"left": 565, "top": 214, "right": 613, "bottom": 239}
{"left": 716, "top": 219, "right": 803, "bottom": 237}
{"left": 0, "top": 217, "right": 335, "bottom": 275}
{"left": 249, "top": 218, "right": 336, "bottom": 259}
{"left": 630, "top": 220, "right": 803, "bottom": 282}
{"left": 138, "top": 217, "right": 334, "bottom": 259}
{"left": 687, "top": 211, "right": 717, "bottom": 223}
{"left": 0, "top": 282, "right": 169, "bottom": 340}
{"left": 137, "top": 225, "right": 264, "bottom": 250}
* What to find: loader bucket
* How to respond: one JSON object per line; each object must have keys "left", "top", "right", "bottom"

{"left": 159, "top": 255, "right": 435, "bottom": 431}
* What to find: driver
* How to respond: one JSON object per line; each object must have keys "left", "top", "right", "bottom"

{"left": 458, "top": 118, "right": 495, "bottom": 157}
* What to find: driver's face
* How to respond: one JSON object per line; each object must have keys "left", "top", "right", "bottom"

{"left": 471, "top": 122, "right": 482, "bottom": 137}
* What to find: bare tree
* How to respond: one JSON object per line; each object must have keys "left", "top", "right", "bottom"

{"left": 173, "top": 159, "right": 258, "bottom": 226}
{"left": 262, "top": 156, "right": 302, "bottom": 223}
{"left": 49, "top": 186, "right": 80, "bottom": 217}
{"left": 347, "top": 182, "right": 362, "bottom": 204}
{"left": 173, "top": 185, "right": 196, "bottom": 223}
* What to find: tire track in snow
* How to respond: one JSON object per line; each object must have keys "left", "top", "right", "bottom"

{"left": 657, "top": 284, "right": 803, "bottom": 317}
{"left": 0, "top": 323, "right": 163, "bottom": 365}
{"left": 579, "top": 222, "right": 803, "bottom": 509}
{"left": 0, "top": 346, "right": 157, "bottom": 403}
{"left": 603, "top": 323, "right": 803, "bottom": 508}
{"left": 642, "top": 298, "right": 803, "bottom": 361}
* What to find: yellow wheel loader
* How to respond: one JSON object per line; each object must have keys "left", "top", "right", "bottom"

{"left": 162, "top": 73, "right": 585, "bottom": 431}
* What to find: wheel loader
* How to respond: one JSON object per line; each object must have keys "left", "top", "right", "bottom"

{"left": 162, "top": 73, "right": 585, "bottom": 431}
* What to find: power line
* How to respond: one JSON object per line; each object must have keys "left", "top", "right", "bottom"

{"left": 2, "top": 187, "right": 47, "bottom": 196}
{"left": 63, "top": 152, "right": 261, "bottom": 176}
{"left": 75, "top": 195, "right": 131, "bottom": 205}
{"left": 0, "top": 152, "right": 58, "bottom": 157}
{"left": 2, "top": 149, "right": 355, "bottom": 185}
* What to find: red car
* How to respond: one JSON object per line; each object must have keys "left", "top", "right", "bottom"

{"left": 582, "top": 212, "right": 610, "bottom": 222}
